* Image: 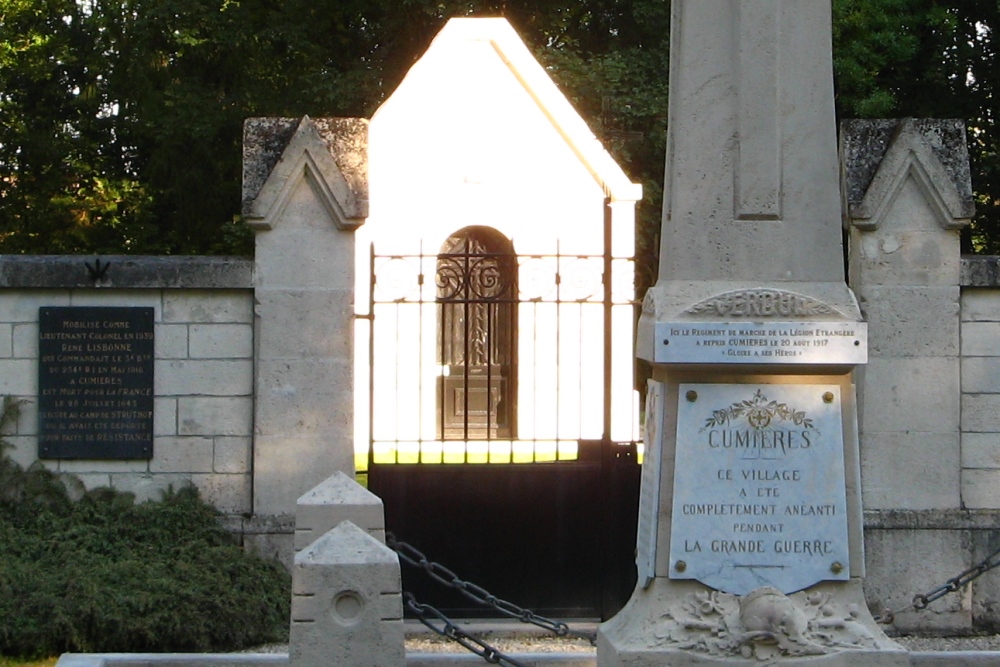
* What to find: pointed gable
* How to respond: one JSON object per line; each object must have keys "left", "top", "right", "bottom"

{"left": 842, "top": 119, "right": 974, "bottom": 231}
{"left": 373, "top": 17, "right": 641, "bottom": 204}
{"left": 242, "top": 116, "right": 368, "bottom": 230}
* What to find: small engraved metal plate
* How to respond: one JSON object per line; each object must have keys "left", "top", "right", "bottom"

{"left": 655, "top": 321, "right": 867, "bottom": 365}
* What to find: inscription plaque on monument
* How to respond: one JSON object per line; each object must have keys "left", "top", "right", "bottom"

{"left": 654, "top": 321, "right": 867, "bottom": 365}
{"left": 38, "top": 307, "right": 154, "bottom": 460}
{"left": 668, "top": 383, "right": 849, "bottom": 595}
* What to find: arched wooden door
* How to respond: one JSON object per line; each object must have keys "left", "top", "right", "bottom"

{"left": 435, "top": 227, "right": 517, "bottom": 441}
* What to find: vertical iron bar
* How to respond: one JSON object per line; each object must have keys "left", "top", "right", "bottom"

{"left": 439, "top": 263, "right": 448, "bottom": 444}
{"left": 555, "top": 240, "right": 562, "bottom": 459}
{"left": 486, "top": 298, "right": 494, "bottom": 445}
{"left": 510, "top": 248, "right": 519, "bottom": 446}
{"left": 532, "top": 293, "right": 540, "bottom": 462}
{"left": 600, "top": 197, "right": 615, "bottom": 618}
{"left": 578, "top": 299, "right": 585, "bottom": 442}
{"left": 418, "top": 241, "right": 425, "bottom": 463}
{"left": 603, "top": 199, "right": 613, "bottom": 443}
{"left": 394, "top": 271, "right": 402, "bottom": 462}
{"left": 462, "top": 248, "right": 471, "bottom": 457}
{"left": 368, "top": 243, "right": 377, "bottom": 472}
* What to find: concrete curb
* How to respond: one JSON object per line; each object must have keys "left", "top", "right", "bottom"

{"left": 54, "top": 651, "right": 1000, "bottom": 666}
{"left": 54, "top": 656, "right": 289, "bottom": 667}
{"left": 55, "top": 654, "right": 594, "bottom": 667}
{"left": 910, "top": 653, "right": 1000, "bottom": 666}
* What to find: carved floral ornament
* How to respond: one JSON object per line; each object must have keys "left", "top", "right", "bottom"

{"left": 655, "top": 587, "right": 879, "bottom": 660}
{"left": 704, "top": 389, "right": 813, "bottom": 431}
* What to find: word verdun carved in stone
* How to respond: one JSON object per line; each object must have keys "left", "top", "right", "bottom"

{"left": 686, "top": 289, "right": 842, "bottom": 318}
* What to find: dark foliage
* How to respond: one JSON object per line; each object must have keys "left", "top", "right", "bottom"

{"left": 0, "top": 400, "right": 290, "bottom": 658}
{"left": 0, "top": 1, "right": 997, "bottom": 257}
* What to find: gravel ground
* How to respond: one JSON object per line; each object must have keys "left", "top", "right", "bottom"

{"left": 894, "top": 635, "right": 1000, "bottom": 652}
{"left": 405, "top": 633, "right": 1000, "bottom": 654}
{"left": 246, "top": 631, "right": 1000, "bottom": 654}
{"left": 404, "top": 633, "right": 596, "bottom": 654}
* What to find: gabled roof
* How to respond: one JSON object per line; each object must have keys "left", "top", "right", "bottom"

{"left": 375, "top": 17, "right": 642, "bottom": 203}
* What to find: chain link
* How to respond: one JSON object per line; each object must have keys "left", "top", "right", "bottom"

{"left": 876, "top": 543, "right": 1000, "bottom": 624}
{"left": 387, "top": 533, "right": 597, "bottom": 645}
{"left": 404, "top": 593, "right": 530, "bottom": 667}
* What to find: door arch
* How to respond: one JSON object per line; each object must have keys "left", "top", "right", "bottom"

{"left": 436, "top": 226, "right": 517, "bottom": 440}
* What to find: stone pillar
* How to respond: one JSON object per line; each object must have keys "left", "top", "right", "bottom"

{"left": 842, "top": 119, "right": 974, "bottom": 633}
{"left": 601, "top": 1, "right": 906, "bottom": 664}
{"left": 290, "top": 521, "right": 404, "bottom": 667}
{"left": 242, "top": 116, "right": 368, "bottom": 519}
{"left": 843, "top": 119, "right": 972, "bottom": 510}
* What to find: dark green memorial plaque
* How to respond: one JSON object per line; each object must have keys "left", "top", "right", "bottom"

{"left": 38, "top": 307, "right": 154, "bottom": 459}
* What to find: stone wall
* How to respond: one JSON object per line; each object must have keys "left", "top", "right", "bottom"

{"left": 2, "top": 115, "right": 1000, "bottom": 635}
{"left": 0, "top": 256, "right": 255, "bottom": 515}
{"left": 843, "top": 121, "right": 1000, "bottom": 634}
{"left": 960, "top": 258, "right": 1000, "bottom": 509}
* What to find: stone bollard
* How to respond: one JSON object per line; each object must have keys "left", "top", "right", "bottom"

{"left": 290, "top": 521, "right": 404, "bottom": 667}
{"left": 294, "top": 471, "right": 386, "bottom": 551}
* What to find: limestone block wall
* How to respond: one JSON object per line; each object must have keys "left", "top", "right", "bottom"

{"left": 0, "top": 256, "right": 255, "bottom": 515}
{"left": 960, "top": 258, "right": 1000, "bottom": 509}
{"left": 842, "top": 121, "right": 1000, "bottom": 634}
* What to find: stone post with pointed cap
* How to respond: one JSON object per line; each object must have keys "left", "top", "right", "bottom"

{"left": 599, "top": 1, "right": 907, "bottom": 664}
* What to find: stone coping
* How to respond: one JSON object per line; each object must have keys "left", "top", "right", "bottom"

{"left": 2, "top": 254, "right": 996, "bottom": 290}
{"left": 51, "top": 652, "right": 1000, "bottom": 666}
{"left": 0, "top": 255, "right": 252, "bottom": 289}
{"left": 865, "top": 509, "right": 1000, "bottom": 531}
{"left": 963, "top": 256, "right": 1000, "bottom": 287}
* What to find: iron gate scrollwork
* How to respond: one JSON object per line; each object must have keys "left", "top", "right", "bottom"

{"left": 436, "top": 227, "right": 517, "bottom": 441}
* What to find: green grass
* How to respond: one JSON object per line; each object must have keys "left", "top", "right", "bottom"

{"left": 0, "top": 657, "right": 58, "bottom": 667}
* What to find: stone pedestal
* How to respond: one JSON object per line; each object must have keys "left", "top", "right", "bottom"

{"left": 599, "top": 579, "right": 907, "bottom": 666}
{"left": 290, "top": 521, "right": 404, "bottom": 667}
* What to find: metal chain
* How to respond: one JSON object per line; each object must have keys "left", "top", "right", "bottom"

{"left": 404, "top": 593, "right": 530, "bottom": 667}
{"left": 876, "top": 543, "right": 1000, "bottom": 624}
{"left": 387, "top": 533, "right": 597, "bottom": 645}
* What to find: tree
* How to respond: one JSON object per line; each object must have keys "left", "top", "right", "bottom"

{"left": 832, "top": 0, "right": 1000, "bottom": 252}
{"left": 0, "top": 0, "right": 997, "bottom": 256}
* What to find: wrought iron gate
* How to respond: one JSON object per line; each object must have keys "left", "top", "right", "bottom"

{"left": 365, "top": 222, "right": 641, "bottom": 619}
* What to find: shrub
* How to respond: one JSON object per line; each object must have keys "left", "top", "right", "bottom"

{"left": 0, "top": 399, "right": 290, "bottom": 658}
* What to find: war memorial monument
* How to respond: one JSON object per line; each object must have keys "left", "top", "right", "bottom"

{"left": 598, "top": 0, "right": 909, "bottom": 664}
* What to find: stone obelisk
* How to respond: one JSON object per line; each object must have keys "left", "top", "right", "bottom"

{"left": 598, "top": 1, "right": 907, "bottom": 665}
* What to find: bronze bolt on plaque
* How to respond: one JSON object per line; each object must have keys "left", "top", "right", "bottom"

{"left": 38, "top": 307, "right": 154, "bottom": 459}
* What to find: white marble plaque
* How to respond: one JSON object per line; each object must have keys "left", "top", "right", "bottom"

{"left": 668, "top": 383, "right": 850, "bottom": 595}
{"left": 654, "top": 321, "right": 867, "bottom": 365}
